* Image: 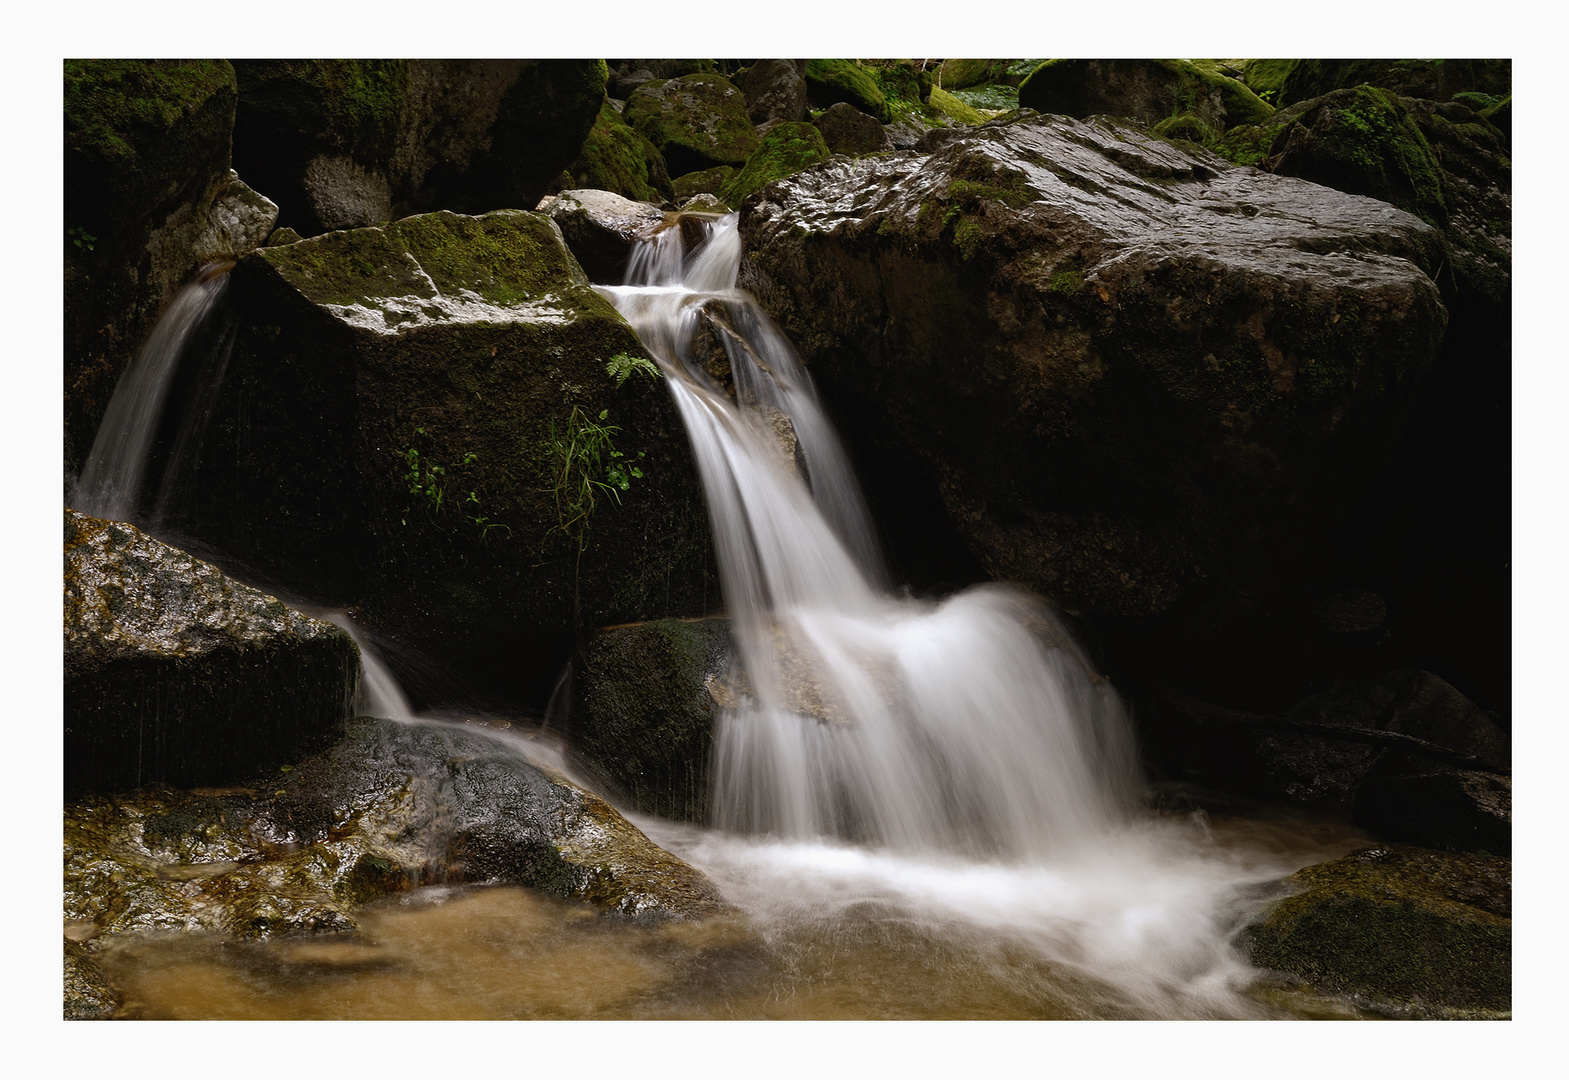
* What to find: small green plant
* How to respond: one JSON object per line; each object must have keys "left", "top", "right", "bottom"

{"left": 605, "top": 352, "right": 660, "bottom": 387}
{"left": 547, "top": 406, "right": 634, "bottom": 554}
{"left": 399, "top": 432, "right": 503, "bottom": 541}
{"left": 67, "top": 226, "right": 96, "bottom": 252}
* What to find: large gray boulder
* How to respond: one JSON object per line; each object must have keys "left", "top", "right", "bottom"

{"left": 741, "top": 59, "right": 808, "bottom": 126}
{"left": 64, "top": 509, "right": 357, "bottom": 795}
{"left": 165, "top": 209, "right": 717, "bottom": 705}
{"left": 740, "top": 111, "right": 1447, "bottom": 672}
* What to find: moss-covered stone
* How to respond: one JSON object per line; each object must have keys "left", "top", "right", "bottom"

{"left": 624, "top": 72, "right": 759, "bottom": 177}
{"left": 722, "top": 122, "right": 831, "bottom": 204}
{"left": 168, "top": 210, "right": 718, "bottom": 706}
{"left": 63, "top": 509, "right": 358, "bottom": 796}
{"left": 673, "top": 165, "right": 736, "bottom": 203}
{"left": 1279, "top": 59, "right": 1511, "bottom": 108}
{"left": 1241, "top": 59, "right": 1297, "bottom": 104}
{"left": 569, "top": 618, "right": 733, "bottom": 820}
{"left": 562, "top": 100, "right": 675, "bottom": 204}
{"left": 1243, "top": 845, "right": 1510, "bottom": 1017}
{"left": 1018, "top": 59, "right": 1274, "bottom": 131}
{"left": 805, "top": 60, "right": 890, "bottom": 123}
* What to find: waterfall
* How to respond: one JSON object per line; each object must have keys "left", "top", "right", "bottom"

{"left": 71, "top": 261, "right": 234, "bottom": 522}
{"left": 598, "top": 215, "right": 1141, "bottom": 860}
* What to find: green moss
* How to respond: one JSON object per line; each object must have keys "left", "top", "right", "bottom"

{"left": 721, "top": 122, "right": 830, "bottom": 204}
{"left": 1153, "top": 113, "right": 1219, "bottom": 145}
{"left": 1048, "top": 267, "right": 1084, "bottom": 295}
{"left": 1245, "top": 845, "right": 1510, "bottom": 1016}
{"left": 928, "top": 86, "right": 987, "bottom": 125}
{"left": 805, "top": 59, "right": 890, "bottom": 122}
{"left": 565, "top": 100, "right": 673, "bottom": 203}
{"left": 1301, "top": 86, "right": 1447, "bottom": 225}
{"left": 1242, "top": 59, "right": 1296, "bottom": 104}
{"left": 65, "top": 60, "right": 236, "bottom": 164}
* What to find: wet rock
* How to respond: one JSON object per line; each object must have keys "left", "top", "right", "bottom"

{"left": 64, "top": 939, "right": 119, "bottom": 1020}
{"left": 1018, "top": 59, "right": 1273, "bottom": 131}
{"left": 1355, "top": 756, "right": 1512, "bottom": 856}
{"left": 1243, "top": 844, "right": 1510, "bottom": 1017}
{"left": 230, "top": 60, "right": 606, "bottom": 237}
{"left": 170, "top": 209, "right": 717, "bottom": 705}
{"left": 558, "top": 100, "right": 676, "bottom": 207}
{"left": 741, "top": 59, "right": 808, "bottom": 126}
{"left": 63, "top": 509, "right": 357, "bottom": 795}
{"left": 625, "top": 73, "right": 759, "bottom": 178}
{"left": 740, "top": 111, "right": 1447, "bottom": 652}
{"left": 568, "top": 619, "right": 734, "bottom": 820}
{"left": 542, "top": 188, "right": 669, "bottom": 284}
{"left": 814, "top": 102, "right": 892, "bottom": 156}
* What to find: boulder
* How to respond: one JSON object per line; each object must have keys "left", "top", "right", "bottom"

{"left": 542, "top": 188, "right": 669, "bottom": 284}
{"left": 165, "top": 210, "right": 718, "bottom": 705}
{"left": 673, "top": 166, "right": 736, "bottom": 204}
{"left": 1017, "top": 59, "right": 1274, "bottom": 131}
{"left": 804, "top": 60, "right": 890, "bottom": 122}
{"left": 1278, "top": 59, "right": 1511, "bottom": 109}
{"left": 1242, "top": 844, "right": 1510, "bottom": 1017}
{"left": 230, "top": 60, "right": 606, "bottom": 236}
{"left": 63, "top": 509, "right": 357, "bottom": 795}
{"left": 64, "top": 61, "right": 280, "bottom": 483}
{"left": 814, "top": 101, "right": 892, "bottom": 155}
{"left": 624, "top": 73, "right": 760, "bottom": 178}
{"left": 739, "top": 112, "right": 1447, "bottom": 664}
{"left": 722, "top": 122, "right": 832, "bottom": 205}
{"left": 1355, "top": 755, "right": 1512, "bottom": 856}
{"left": 63, "top": 715, "right": 731, "bottom": 1015}
{"left": 558, "top": 100, "right": 676, "bottom": 206}
{"left": 938, "top": 59, "right": 1046, "bottom": 90}
{"left": 567, "top": 618, "right": 733, "bottom": 820}
{"left": 741, "top": 59, "right": 808, "bottom": 126}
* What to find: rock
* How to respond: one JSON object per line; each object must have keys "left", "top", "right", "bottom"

{"left": 63, "top": 509, "right": 358, "bottom": 795}
{"left": 230, "top": 60, "right": 606, "bottom": 236}
{"left": 1356, "top": 756, "right": 1511, "bottom": 856}
{"left": 166, "top": 210, "right": 717, "bottom": 705}
{"left": 814, "top": 101, "right": 892, "bottom": 155}
{"left": 1018, "top": 59, "right": 1273, "bottom": 131}
{"left": 625, "top": 73, "right": 760, "bottom": 178}
{"left": 1278, "top": 59, "right": 1512, "bottom": 109}
{"left": 559, "top": 100, "right": 676, "bottom": 206}
{"left": 673, "top": 165, "right": 736, "bottom": 203}
{"left": 938, "top": 59, "right": 1045, "bottom": 91}
{"left": 64, "top": 61, "right": 256, "bottom": 483}
{"left": 568, "top": 619, "right": 734, "bottom": 820}
{"left": 804, "top": 60, "right": 890, "bottom": 122}
{"left": 63, "top": 717, "right": 729, "bottom": 1016}
{"left": 739, "top": 112, "right": 1446, "bottom": 651}
{"left": 722, "top": 122, "right": 831, "bottom": 205}
{"left": 883, "top": 119, "right": 927, "bottom": 150}
{"left": 1243, "top": 844, "right": 1510, "bottom": 1017}
{"left": 741, "top": 59, "right": 808, "bottom": 126}
{"left": 543, "top": 188, "right": 669, "bottom": 284}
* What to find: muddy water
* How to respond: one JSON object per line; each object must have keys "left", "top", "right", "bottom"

{"left": 94, "top": 799, "right": 1373, "bottom": 1020}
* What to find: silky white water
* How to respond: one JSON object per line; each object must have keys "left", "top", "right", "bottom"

{"left": 72, "top": 261, "right": 233, "bottom": 521}
{"left": 599, "top": 213, "right": 1139, "bottom": 859}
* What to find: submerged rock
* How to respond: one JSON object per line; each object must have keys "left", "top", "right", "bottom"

{"left": 740, "top": 111, "right": 1447, "bottom": 657}
{"left": 1243, "top": 844, "right": 1510, "bottom": 1017}
{"left": 170, "top": 209, "right": 717, "bottom": 704}
{"left": 63, "top": 715, "right": 729, "bottom": 1016}
{"left": 63, "top": 509, "right": 357, "bottom": 795}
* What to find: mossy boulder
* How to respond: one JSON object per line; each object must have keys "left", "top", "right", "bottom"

{"left": 231, "top": 60, "right": 606, "bottom": 235}
{"left": 1018, "top": 59, "right": 1274, "bottom": 131}
{"left": 1243, "top": 845, "right": 1510, "bottom": 1017}
{"left": 722, "top": 121, "right": 831, "bottom": 205}
{"left": 814, "top": 102, "right": 892, "bottom": 155}
{"left": 804, "top": 60, "right": 890, "bottom": 123}
{"left": 1279, "top": 59, "right": 1511, "bottom": 109}
{"left": 673, "top": 165, "right": 736, "bottom": 204}
{"left": 163, "top": 210, "right": 717, "bottom": 706}
{"left": 541, "top": 188, "right": 670, "bottom": 284}
{"left": 740, "top": 59, "right": 808, "bottom": 126}
{"left": 568, "top": 618, "right": 733, "bottom": 820}
{"left": 64, "top": 60, "right": 276, "bottom": 484}
{"left": 1241, "top": 59, "right": 1296, "bottom": 103}
{"left": 559, "top": 100, "right": 675, "bottom": 206}
{"left": 63, "top": 509, "right": 358, "bottom": 796}
{"left": 739, "top": 112, "right": 1446, "bottom": 686}
{"left": 938, "top": 59, "right": 1045, "bottom": 91}
{"left": 624, "top": 72, "right": 759, "bottom": 178}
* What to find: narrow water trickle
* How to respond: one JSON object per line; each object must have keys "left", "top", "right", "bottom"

{"left": 597, "top": 214, "right": 1140, "bottom": 859}
{"left": 71, "top": 260, "right": 235, "bottom": 522}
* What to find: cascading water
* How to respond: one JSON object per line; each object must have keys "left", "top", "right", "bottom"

{"left": 71, "top": 261, "right": 234, "bottom": 522}
{"left": 598, "top": 214, "right": 1140, "bottom": 859}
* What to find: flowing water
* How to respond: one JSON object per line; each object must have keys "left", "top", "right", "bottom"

{"left": 72, "top": 215, "right": 1376, "bottom": 1020}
